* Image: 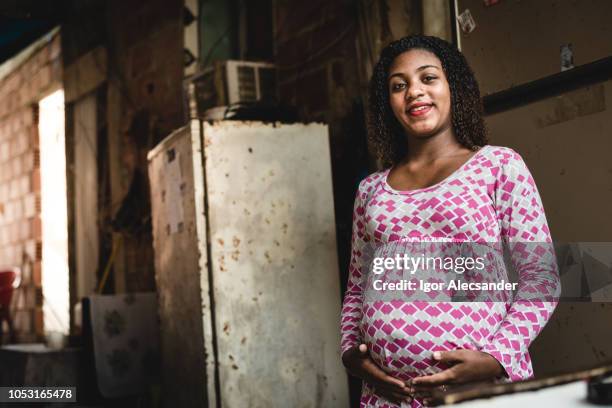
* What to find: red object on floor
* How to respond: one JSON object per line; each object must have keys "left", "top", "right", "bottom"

{"left": 0, "top": 268, "right": 20, "bottom": 343}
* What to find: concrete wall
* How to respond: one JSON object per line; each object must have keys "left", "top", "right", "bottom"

{"left": 457, "top": 0, "right": 612, "bottom": 376}
{"left": 457, "top": 0, "right": 612, "bottom": 95}
{"left": 486, "top": 81, "right": 612, "bottom": 376}
{"left": 0, "top": 30, "right": 62, "bottom": 342}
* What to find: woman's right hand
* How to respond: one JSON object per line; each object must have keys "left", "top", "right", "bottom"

{"left": 342, "top": 344, "right": 413, "bottom": 405}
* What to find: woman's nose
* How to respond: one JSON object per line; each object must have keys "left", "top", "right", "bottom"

{"left": 406, "top": 85, "right": 424, "bottom": 100}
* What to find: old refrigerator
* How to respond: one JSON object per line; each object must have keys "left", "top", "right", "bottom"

{"left": 148, "top": 120, "right": 348, "bottom": 407}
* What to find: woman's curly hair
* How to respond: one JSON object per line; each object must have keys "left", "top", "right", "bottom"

{"left": 368, "top": 35, "right": 488, "bottom": 168}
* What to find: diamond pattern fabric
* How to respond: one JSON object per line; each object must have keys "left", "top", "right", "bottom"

{"left": 340, "top": 146, "right": 560, "bottom": 407}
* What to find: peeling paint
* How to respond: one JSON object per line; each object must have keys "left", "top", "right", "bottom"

{"left": 198, "top": 122, "right": 347, "bottom": 406}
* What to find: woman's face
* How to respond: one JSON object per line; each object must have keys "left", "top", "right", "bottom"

{"left": 387, "top": 49, "right": 452, "bottom": 139}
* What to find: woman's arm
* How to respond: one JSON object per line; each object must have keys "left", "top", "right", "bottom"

{"left": 479, "top": 148, "right": 561, "bottom": 381}
{"left": 340, "top": 178, "right": 371, "bottom": 355}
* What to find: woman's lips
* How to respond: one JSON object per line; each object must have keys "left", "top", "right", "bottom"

{"left": 407, "top": 104, "right": 433, "bottom": 117}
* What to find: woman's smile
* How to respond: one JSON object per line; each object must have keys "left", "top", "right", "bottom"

{"left": 406, "top": 102, "right": 434, "bottom": 117}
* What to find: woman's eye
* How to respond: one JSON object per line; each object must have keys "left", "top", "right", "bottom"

{"left": 423, "top": 75, "right": 437, "bottom": 83}
{"left": 391, "top": 83, "right": 406, "bottom": 91}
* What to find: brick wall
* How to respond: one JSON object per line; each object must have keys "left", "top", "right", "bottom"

{"left": 0, "top": 31, "right": 62, "bottom": 342}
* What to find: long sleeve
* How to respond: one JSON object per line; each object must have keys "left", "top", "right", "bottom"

{"left": 340, "top": 178, "right": 373, "bottom": 356}
{"left": 480, "top": 149, "right": 561, "bottom": 381}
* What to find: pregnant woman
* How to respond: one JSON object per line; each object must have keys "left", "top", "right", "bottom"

{"left": 340, "top": 35, "right": 560, "bottom": 407}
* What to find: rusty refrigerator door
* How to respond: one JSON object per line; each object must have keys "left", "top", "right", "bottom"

{"left": 148, "top": 120, "right": 349, "bottom": 407}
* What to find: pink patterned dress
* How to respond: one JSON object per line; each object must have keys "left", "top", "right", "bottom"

{"left": 340, "top": 145, "right": 560, "bottom": 407}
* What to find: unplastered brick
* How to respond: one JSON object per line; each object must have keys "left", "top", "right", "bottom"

{"left": 23, "top": 239, "right": 37, "bottom": 260}
{"left": 19, "top": 174, "right": 30, "bottom": 195}
{"left": 49, "top": 35, "right": 61, "bottom": 60}
{"left": 36, "top": 44, "right": 50, "bottom": 66}
{"left": 14, "top": 134, "right": 28, "bottom": 156}
{"left": 4, "top": 201, "right": 11, "bottom": 218}
{"left": 8, "top": 178, "right": 18, "bottom": 200}
{"left": 19, "top": 86, "right": 30, "bottom": 106}
{"left": 12, "top": 156, "right": 23, "bottom": 177}
{"left": 5, "top": 243, "right": 14, "bottom": 264}
{"left": 0, "top": 31, "right": 62, "bottom": 341}
{"left": 4, "top": 200, "right": 14, "bottom": 222}
{"left": 13, "top": 199, "right": 23, "bottom": 219}
{"left": 30, "top": 217, "right": 42, "bottom": 239}
{"left": 27, "top": 82, "right": 37, "bottom": 105}
{"left": 29, "top": 127, "right": 39, "bottom": 148}
{"left": 31, "top": 169, "right": 40, "bottom": 193}
{"left": 11, "top": 243, "right": 20, "bottom": 264}
{"left": 21, "top": 151, "right": 35, "bottom": 173}
{"left": 15, "top": 241, "right": 23, "bottom": 258}
{"left": 34, "top": 65, "right": 52, "bottom": 94}
{"left": 23, "top": 108, "right": 35, "bottom": 127}
{"left": 1, "top": 228, "right": 8, "bottom": 245}
{"left": 0, "top": 141, "right": 9, "bottom": 162}
{"left": 19, "top": 221, "right": 30, "bottom": 241}
{"left": 0, "top": 182, "right": 8, "bottom": 201}
{"left": 0, "top": 228, "right": 7, "bottom": 245}
{"left": 9, "top": 223, "right": 19, "bottom": 245}
{"left": 11, "top": 116, "right": 20, "bottom": 134}
{"left": 23, "top": 193, "right": 37, "bottom": 218}
{"left": 4, "top": 160, "right": 14, "bottom": 181}
{"left": 32, "top": 261, "right": 41, "bottom": 286}
{"left": 4, "top": 73, "right": 20, "bottom": 94}
{"left": 9, "top": 178, "right": 19, "bottom": 199}
{"left": 8, "top": 138, "right": 16, "bottom": 158}
{"left": 9, "top": 115, "right": 18, "bottom": 134}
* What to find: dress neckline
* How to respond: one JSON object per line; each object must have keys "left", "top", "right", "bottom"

{"left": 382, "top": 145, "right": 489, "bottom": 195}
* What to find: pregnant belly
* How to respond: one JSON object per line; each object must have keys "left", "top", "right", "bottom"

{"left": 361, "top": 301, "right": 505, "bottom": 379}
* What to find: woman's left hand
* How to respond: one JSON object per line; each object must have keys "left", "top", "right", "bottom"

{"left": 409, "top": 349, "right": 506, "bottom": 404}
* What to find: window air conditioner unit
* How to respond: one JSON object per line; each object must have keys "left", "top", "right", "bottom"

{"left": 190, "top": 60, "right": 277, "bottom": 118}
